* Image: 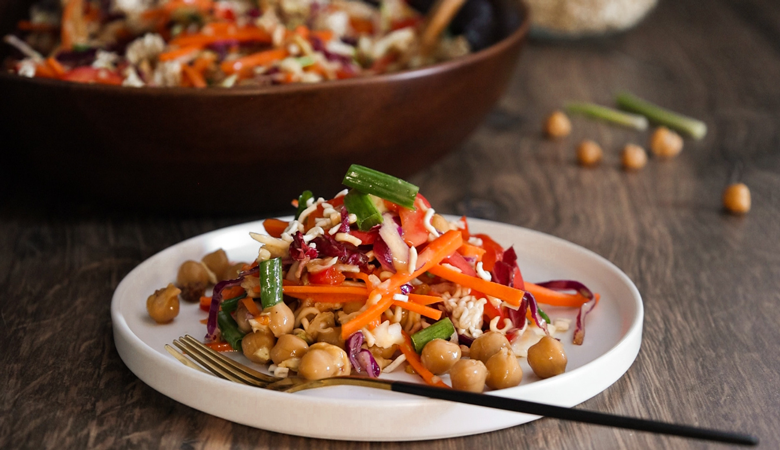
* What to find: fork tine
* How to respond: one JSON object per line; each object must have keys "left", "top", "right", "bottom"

{"left": 165, "top": 344, "right": 210, "bottom": 375}
{"left": 175, "top": 337, "right": 269, "bottom": 387}
{"left": 172, "top": 338, "right": 259, "bottom": 385}
{"left": 182, "top": 335, "right": 278, "bottom": 383}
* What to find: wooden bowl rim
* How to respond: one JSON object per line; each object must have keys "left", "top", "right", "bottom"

{"left": 0, "top": 0, "right": 529, "bottom": 97}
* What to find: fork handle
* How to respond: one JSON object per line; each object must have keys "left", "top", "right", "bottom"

{"left": 390, "top": 382, "right": 758, "bottom": 446}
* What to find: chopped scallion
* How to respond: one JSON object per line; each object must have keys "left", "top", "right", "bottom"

{"left": 343, "top": 189, "right": 383, "bottom": 231}
{"left": 616, "top": 91, "right": 707, "bottom": 139}
{"left": 566, "top": 102, "right": 648, "bottom": 130}
{"left": 217, "top": 311, "right": 245, "bottom": 352}
{"left": 342, "top": 164, "right": 419, "bottom": 209}
{"left": 295, "top": 190, "right": 313, "bottom": 220}
{"left": 220, "top": 292, "right": 248, "bottom": 314}
{"left": 259, "top": 258, "right": 283, "bottom": 309}
{"left": 411, "top": 317, "right": 455, "bottom": 353}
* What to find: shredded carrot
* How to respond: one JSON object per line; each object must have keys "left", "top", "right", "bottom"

{"left": 283, "top": 285, "right": 369, "bottom": 296}
{"left": 241, "top": 297, "right": 262, "bottom": 316}
{"left": 34, "top": 63, "right": 58, "bottom": 79}
{"left": 263, "top": 218, "right": 289, "bottom": 238}
{"left": 192, "top": 53, "right": 216, "bottom": 73}
{"left": 408, "top": 293, "right": 442, "bottom": 306}
{"left": 17, "top": 20, "right": 58, "bottom": 32}
{"left": 428, "top": 264, "right": 524, "bottom": 306}
{"left": 181, "top": 64, "right": 207, "bottom": 88}
{"left": 392, "top": 301, "right": 442, "bottom": 320}
{"left": 348, "top": 272, "right": 372, "bottom": 286}
{"left": 169, "top": 26, "right": 271, "bottom": 49}
{"left": 400, "top": 332, "right": 449, "bottom": 388}
{"left": 220, "top": 48, "right": 287, "bottom": 76}
{"left": 524, "top": 282, "right": 592, "bottom": 308}
{"left": 222, "top": 285, "right": 246, "bottom": 300}
{"left": 310, "top": 30, "right": 334, "bottom": 42}
{"left": 46, "top": 57, "right": 65, "bottom": 76}
{"left": 457, "top": 243, "right": 486, "bottom": 260}
{"left": 199, "top": 295, "right": 212, "bottom": 311}
{"left": 199, "top": 318, "right": 208, "bottom": 324}
{"left": 341, "top": 294, "right": 394, "bottom": 338}
{"left": 293, "top": 24, "right": 310, "bottom": 39}
{"left": 204, "top": 342, "right": 235, "bottom": 352}
{"left": 283, "top": 292, "right": 367, "bottom": 303}
{"left": 159, "top": 45, "right": 201, "bottom": 62}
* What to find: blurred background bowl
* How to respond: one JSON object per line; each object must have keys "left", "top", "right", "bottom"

{"left": 0, "top": 0, "right": 528, "bottom": 213}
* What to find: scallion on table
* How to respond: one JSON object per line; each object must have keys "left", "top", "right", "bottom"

{"left": 566, "top": 102, "right": 649, "bottom": 130}
{"left": 616, "top": 91, "right": 707, "bottom": 139}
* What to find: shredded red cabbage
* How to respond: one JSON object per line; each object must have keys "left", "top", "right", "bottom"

{"left": 574, "top": 297, "right": 599, "bottom": 345}
{"left": 372, "top": 236, "right": 396, "bottom": 273}
{"left": 345, "top": 331, "right": 380, "bottom": 377}
{"left": 310, "top": 234, "right": 369, "bottom": 268}
{"left": 524, "top": 292, "right": 549, "bottom": 334}
{"left": 505, "top": 294, "right": 528, "bottom": 330}
{"left": 400, "top": 283, "right": 412, "bottom": 295}
{"left": 339, "top": 208, "right": 350, "bottom": 233}
{"left": 535, "top": 280, "right": 594, "bottom": 300}
{"left": 491, "top": 260, "right": 513, "bottom": 286}
{"left": 206, "top": 277, "right": 245, "bottom": 340}
{"left": 290, "top": 231, "right": 317, "bottom": 261}
{"left": 457, "top": 333, "right": 475, "bottom": 347}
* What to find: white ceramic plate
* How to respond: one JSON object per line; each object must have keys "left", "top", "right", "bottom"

{"left": 112, "top": 217, "right": 643, "bottom": 441}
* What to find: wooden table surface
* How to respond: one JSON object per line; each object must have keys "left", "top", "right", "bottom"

{"left": 2, "top": 0, "right": 779, "bottom": 448}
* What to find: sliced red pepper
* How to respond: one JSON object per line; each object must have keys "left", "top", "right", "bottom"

{"left": 512, "top": 266, "right": 525, "bottom": 290}
{"left": 307, "top": 266, "right": 346, "bottom": 285}
{"left": 473, "top": 233, "right": 504, "bottom": 272}
{"left": 62, "top": 67, "right": 123, "bottom": 85}
{"left": 458, "top": 215, "right": 471, "bottom": 240}
{"left": 441, "top": 252, "right": 477, "bottom": 277}
{"left": 350, "top": 228, "right": 378, "bottom": 245}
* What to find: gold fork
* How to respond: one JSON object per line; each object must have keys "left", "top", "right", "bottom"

{"left": 165, "top": 335, "right": 757, "bottom": 446}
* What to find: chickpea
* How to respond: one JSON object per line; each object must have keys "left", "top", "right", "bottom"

{"left": 449, "top": 359, "right": 488, "bottom": 393}
{"left": 242, "top": 329, "right": 276, "bottom": 364}
{"left": 485, "top": 348, "right": 523, "bottom": 389}
{"left": 223, "top": 262, "right": 246, "bottom": 281}
{"left": 265, "top": 302, "right": 295, "bottom": 337}
{"left": 316, "top": 326, "right": 346, "bottom": 349}
{"left": 527, "top": 336, "right": 567, "bottom": 379}
{"left": 202, "top": 249, "right": 230, "bottom": 281}
{"left": 723, "top": 183, "right": 751, "bottom": 214}
{"left": 341, "top": 302, "right": 363, "bottom": 315}
{"left": 298, "top": 342, "right": 351, "bottom": 380}
{"left": 234, "top": 300, "right": 254, "bottom": 334}
{"left": 421, "top": 339, "right": 462, "bottom": 375}
{"left": 270, "top": 334, "right": 309, "bottom": 365}
{"left": 576, "top": 140, "right": 603, "bottom": 167}
{"left": 146, "top": 283, "right": 181, "bottom": 323}
{"left": 431, "top": 214, "right": 451, "bottom": 234}
{"left": 650, "top": 127, "right": 683, "bottom": 159}
{"left": 544, "top": 111, "right": 572, "bottom": 139}
{"left": 621, "top": 144, "right": 648, "bottom": 171}
{"left": 469, "top": 331, "right": 511, "bottom": 364}
{"left": 176, "top": 260, "right": 210, "bottom": 302}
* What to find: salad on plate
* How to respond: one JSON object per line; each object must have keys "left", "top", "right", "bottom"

{"left": 146, "top": 165, "right": 600, "bottom": 392}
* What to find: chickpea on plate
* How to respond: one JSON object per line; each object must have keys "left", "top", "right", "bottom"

{"left": 148, "top": 165, "right": 600, "bottom": 392}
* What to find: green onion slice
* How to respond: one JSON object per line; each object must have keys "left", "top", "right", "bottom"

{"left": 616, "top": 91, "right": 707, "bottom": 139}
{"left": 411, "top": 317, "right": 456, "bottom": 353}
{"left": 342, "top": 164, "right": 419, "bottom": 209}
{"left": 343, "top": 189, "right": 383, "bottom": 231}
{"left": 217, "top": 311, "right": 245, "bottom": 352}
{"left": 295, "top": 190, "right": 314, "bottom": 220}
{"left": 259, "top": 258, "right": 283, "bottom": 310}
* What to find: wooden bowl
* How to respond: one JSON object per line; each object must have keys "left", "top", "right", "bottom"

{"left": 0, "top": 0, "right": 528, "bottom": 213}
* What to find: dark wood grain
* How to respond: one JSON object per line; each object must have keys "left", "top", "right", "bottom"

{"left": 1, "top": 0, "right": 779, "bottom": 448}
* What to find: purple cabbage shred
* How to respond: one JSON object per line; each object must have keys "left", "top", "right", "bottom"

{"left": 310, "top": 234, "right": 369, "bottom": 268}
{"left": 289, "top": 231, "right": 317, "bottom": 261}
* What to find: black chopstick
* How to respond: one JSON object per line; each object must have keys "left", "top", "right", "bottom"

{"left": 391, "top": 382, "right": 759, "bottom": 446}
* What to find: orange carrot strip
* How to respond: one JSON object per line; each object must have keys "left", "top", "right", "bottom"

{"left": 341, "top": 294, "right": 394, "bottom": 338}
{"left": 34, "top": 63, "right": 58, "bottom": 79}
{"left": 199, "top": 295, "right": 212, "bottom": 311}
{"left": 408, "top": 293, "right": 442, "bottom": 306}
{"left": 222, "top": 285, "right": 246, "bottom": 300}
{"left": 263, "top": 218, "right": 289, "bottom": 238}
{"left": 199, "top": 318, "right": 208, "bottom": 324}
{"left": 348, "top": 272, "right": 372, "bottom": 285}
{"left": 400, "top": 331, "right": 449, "bottom": 388}
{"left": 169, "top": 26, "right": 271, "bottom": 48}
{"left": 46, "top": 57, "right": 65, "bottom": 76}
{"left": 204, "top": 342, "right": 235, "bottom": 352}
{"left": 293, "top": 24, "right": 310, "bottom": 39}
{"left": 392, "top": 301, "right": 442, "bottom": 320}
{"left": 524, "top": 282, "right": 592, "bottom": 308}
{"left": 283, "top": 285, "right": 369, "bottom": 296}
{"left": 310, "top": 30, "right": 333, "bottom": 42}
{"left": 379, "top": 230, "right": 463, "bottom": 295}
{"left": 17, "top": 20, "right": 59, "bottom": 32}
{"left": 457, "top": 243, "right": 486, "bottom": 260}
{"left": 283, "top": 292, "right": 367, "bottom": 303}
{"left": 159, "top": 45, "right": 201, "bottom": 61}
{"left": 221, "top": 47, "right": 287, "bottom": 75}
{"left": 240, "top": 297, "right": 262, "bottom": 316}
{"left": 428, "top": 264, "right": 524, "bottom": 306}
{"left": 192, "top": 53, "right": 215, "bottom": 72}
{"left": 181, "top": 64, "right": 206, "bottom": 88}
